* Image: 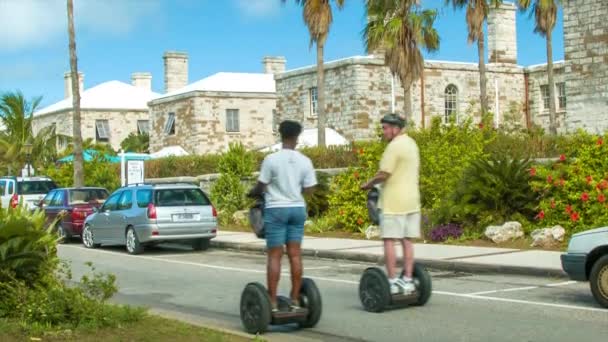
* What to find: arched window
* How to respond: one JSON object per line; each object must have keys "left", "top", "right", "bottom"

{"left": 444, "top": 84, "right": 458, "bottom": 122}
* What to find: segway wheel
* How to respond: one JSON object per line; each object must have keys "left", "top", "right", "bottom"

{"left": 412, "top": 263, "right": 432, "bottom": 306}
{"left": 240, "top": 282, "right": 272, "bottom": 334}
{"left": 359, "top": 267, "right": 391, "bottom": 312}
{"left": 298, "top": 278, "right": 322, "bottom": 328}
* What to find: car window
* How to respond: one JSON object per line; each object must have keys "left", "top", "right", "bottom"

{"left": 43, "top": 190, "right": 56, "bottom": 205}
{"left": 0, "top": 180, "right": 6, "bottom": 195}
{"left": 154, "top": 188, "right": 211, "bottom": 207}
{"left": 136, "top": 189, "right": 152, "bottom": 208}
{"left": 102, "top": 192, "right": 122, "bottom": 211}
{"left": 117, "top": 190, "right": 133, "bottom": 210}
{"left": 8, "top": 181, "right": 14, "bottom": 195}
{"left": 50, "top": 190, "right": 65, "bottom": 206}
{"left": 68, "top": 189, "right": 109, "bottom": 205}
{"left": 17, "top": 180, "right": 57, "bottom": 195}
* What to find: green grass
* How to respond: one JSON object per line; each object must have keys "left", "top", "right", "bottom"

{"left": 0, "top": 314, "right": 263, "bottom": 342}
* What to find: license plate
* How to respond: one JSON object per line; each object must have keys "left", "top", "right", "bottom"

{"left": 173, "top": 213, "right": 197, "bottom": 221}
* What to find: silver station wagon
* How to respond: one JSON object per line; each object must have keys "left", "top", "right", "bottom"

{"left": 82, "top": 182, "right": 218, "bottom": 254}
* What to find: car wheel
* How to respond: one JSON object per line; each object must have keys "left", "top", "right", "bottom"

{"left": 57, "top": 222, "right": 72, "bottom": 244}
{"left": 126, "top": 227, "right": 144, "bottom": 255}
{"left": 590, "top": 254, "right": 608, "bottom": 308}
{"left": 82, "top": 225, "right": 100, "bottom": 248}
{"left": 192, "top": 238, "right": 210, "bottom": 251}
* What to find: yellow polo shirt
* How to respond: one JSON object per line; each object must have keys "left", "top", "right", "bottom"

{"left": 378, "top": 134, "right": 421, "bottom": 215}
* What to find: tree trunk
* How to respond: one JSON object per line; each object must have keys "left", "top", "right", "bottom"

{"left": 316, "top": 42, "right": 326, "bottom": 148}
{"left": 477, "top": 32, "right": 489, "bottom": 117}
{"left": 546, "top": 29, "right": 557, "bottom": 135}
{"left": 67, "top": 0, "right": 84, "bottom": 187}
{"left": 404, "top": 85, "right": 412, "bottom": 124}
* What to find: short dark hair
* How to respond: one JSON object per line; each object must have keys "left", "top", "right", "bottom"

{"left": 279, "top": 120, "right": 302, "bottom": 140}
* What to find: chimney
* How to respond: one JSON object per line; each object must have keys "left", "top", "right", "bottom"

{"left": 64, "top": 71, "right": 84, "bottom": 98}
{"left": 131, "top": 72, "right": 152, "bottom": 91}
{"left": 163, "top": 51, "right": 188, "bottom": 93}
{"left": 487, "top": 2, "right": 517, "bottom": 64}
{"left": 262, "top": 56, "right": 286, "bottom": 74}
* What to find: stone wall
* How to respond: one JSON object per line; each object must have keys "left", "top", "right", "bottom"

{"left": 487, "top": 2, "right": 518, "bottom": 64}
{"left": 149, "top": 92, "right": 277, "bottom": 155}
{"left": 32, "top": 109, "right": 149, "bottom": 151}
{"left": 563, "top": 0, "right": 608, "bottom": 133}
{"left": 525, "top": 62, "right": 568, "bottom": 129}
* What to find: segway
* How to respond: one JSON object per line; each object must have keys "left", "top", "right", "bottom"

{"left": 359, "top": 187, "right": 432, "bottom": 312}
{"left": 239, "top": 278, "right": 322, "bottom": 334}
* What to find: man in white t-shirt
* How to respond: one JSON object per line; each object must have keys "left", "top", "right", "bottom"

{"left": 248, "top": 120, "right": 317, "bottom": 313}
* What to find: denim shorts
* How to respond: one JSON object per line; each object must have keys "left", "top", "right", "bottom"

{"left": 264, "top": 206, "right": 307, "bottom": 249}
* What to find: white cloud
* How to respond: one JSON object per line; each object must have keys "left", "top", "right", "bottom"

{"left": 0, "top": 0, "right": 161, "bottom": 52}
{"left": 235, "top": 0, "right": 281, "bottom": 17}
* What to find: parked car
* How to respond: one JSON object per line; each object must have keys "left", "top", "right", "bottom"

{"left": 82, "top": 182, "right": 218, "bottom": 254}
{"left": 0, "top": 176, "right": 57, "bottom": 210}
{"left": 38, "top": 187, "right": 109, "bottom": 242}
{"left": 561, "top": 226, "right": 608, "bottom": 308}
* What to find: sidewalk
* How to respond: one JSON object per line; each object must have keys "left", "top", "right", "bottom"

{"left": 210, "top": 230, "right": 567, "bottom": 278}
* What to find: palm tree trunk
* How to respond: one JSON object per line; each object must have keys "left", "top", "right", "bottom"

{"left": 67, "top": 0, "right": 84, "bottom": 187}
{"left": 404, "top": 85, "right": 412, "bottom": 123}
{"left": 477, "top": 33, "right": 489, "bottom": 116}
{"left": 316, "top": 42, "right": 326, "bottom": 148}
{"left": 546, "top": 29, "right": 557, "bottom": 135}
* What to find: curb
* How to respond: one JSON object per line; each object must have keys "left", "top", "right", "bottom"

{"left": 210, "top": 240, "right": 568, "bottom": 279}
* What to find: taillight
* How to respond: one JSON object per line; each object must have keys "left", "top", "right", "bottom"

{"left": 147, "top": 203, "right": 157, "bottom": 219}
{"left": 212, "top": 206, "right": 217, "bottom": 217}
{"left": 9, "top": 194, "right": 18, "bottom": 208}
{"left": 71, "top": 209, "right": 87, "bottom": 221}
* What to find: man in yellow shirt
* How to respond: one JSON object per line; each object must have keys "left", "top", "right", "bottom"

{"left": 361, "top": 113, "right": 421, "bottom": 294}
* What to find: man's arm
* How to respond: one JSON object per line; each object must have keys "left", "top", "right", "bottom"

{"left": 360, "top": 171, "right": 390, "bottom": 190}
{"left": 247, "top": 181, "right": 267, "bottom": 198}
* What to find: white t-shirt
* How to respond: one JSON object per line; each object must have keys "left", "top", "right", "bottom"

{"left": 258, "top": 149, "right": 317, "bottom": 208}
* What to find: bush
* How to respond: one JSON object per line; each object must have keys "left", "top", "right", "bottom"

{"left": 428, "top": 223, "right": 463, "bottom": 242}
{"left": 145, "top": 155, "right": 224, "bottom": 178}
{"left": 304, "top": 171, "right": 331, "bottom": 218}
{"left": 434, "top": 153, "right": 538, "bottom": 231}
{"left": 44, "top": 157, "right": 121, "bottom": 192}
{"left": 300, "top": 145, "right": 359, "bottom": 169}
{"left": 531, "top": 131, "right": 608, "bottom": 236}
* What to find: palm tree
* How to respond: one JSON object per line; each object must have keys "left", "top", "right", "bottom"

{"left": 446, "top": 0, "right": 503, "bottom": 117}
{"left": 518, "top": 0, "right": 560, "bottom": 135}
{"left": 67, "top": 0, "right": 85, "bottom": 187}
{"left": 0, "top": 91, "right": 64, "bottom": 174}
{"left": 282, "top": 0, "right": 346, "bottom": 147}
{"left": 364, "top": 0, "right": 440, "bottom": 122}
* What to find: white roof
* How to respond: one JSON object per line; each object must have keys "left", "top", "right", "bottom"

{"left": 260, "top": 128, "right": 349, "bottom": 153}
{"left": 150, "top": 145, "right": 190, "bottom": 159}
{"left": 159, "top": 72, "right": 275, "bottom": 98}
{"left": 35, "top": 80, "right": 160, "bottom": 116}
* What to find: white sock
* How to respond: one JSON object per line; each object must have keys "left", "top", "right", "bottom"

{"left": 402, "top": 276, "right": 412, "bottom": 282}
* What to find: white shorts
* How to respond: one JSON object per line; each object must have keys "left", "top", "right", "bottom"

{"left": 379, "top": 212, "right": 421, "bottom": 239}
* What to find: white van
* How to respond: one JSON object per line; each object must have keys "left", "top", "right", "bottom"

{"left": 0, "top": 176, "right": 57, "bottom": 210}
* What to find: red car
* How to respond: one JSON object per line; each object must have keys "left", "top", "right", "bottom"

{"left": 39, "top": 187, "right": 109, "bottom": 242}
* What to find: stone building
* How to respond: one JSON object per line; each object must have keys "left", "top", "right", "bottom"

{"left": 147, "top": 52, "right": 281, "bottom": 155}
{"left": 33, "top": 72, "right": 159, "bottom": 151}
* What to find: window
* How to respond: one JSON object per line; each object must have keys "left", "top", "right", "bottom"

{"left": 154, "top": 189, "right": 211, "bottom": 207}
{"left": 137, "top": 120, "right": 150, "bottom": 135}
{"left": 136, "top": 189, "right": 152, "bottom": 208}
{"left": 0, "top": 180, "right": 5, "bottom": 195}
{"left": 540, "top": 85, "right": 550, "bottom": 110}
{"left": 8, "top": 181, "right": 14, "bottom": 195}
{"left": 117, "top": 190, "right": 133, "bottom": 210}
{"left": 50, "top": 190, "right": 65, "bottom": 206}
{"left": 17, "top": 180, "right": 57, "bottom": 195}
{"left": 444, "top": 84, "right": 458, "bottom": 122}
{"left": 226, "top": 109, "right": 239, "bottom": 132}
{"left": 557, "top": 82, "right": 566, "bottom": 109}
{"left": 101, "top": 192, "right": 122, "bottom": 212}
{"left": 42, "top": 190, "right": 56, "bottom": 206}
{"left": 68, "top": 189, "right": 109, "bottom": 205}
{"left": 164, "top": 113, "right": 176, "bottom": 135}
{"left": 309, "top": 87, "right": 318, "bottom": 116}
{"left": 95, "top": 120, "right": 110, "bottom": 142}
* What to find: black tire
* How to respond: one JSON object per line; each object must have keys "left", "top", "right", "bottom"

{"left": 298, "top": 278, "right": 322, "bottom": 328}
{"left": 82, "top": 224, "right": 100, "bottom": 248}
{"left": 359, "top": 267, "right": 391, "bottom": 313}
{"left": 192, "top": 238, "right": 210, "bottom": 251}
{"left": 240, "top": 282, "right": 272, "bottom": 334}
{"left": 589, "top": 255, "right": 608, "bottom": 308}
{"left": 126, "top": 227, "right": 144, "bottom": 255}
{"left": 57, "top": 222, "right": 72, "bottom": 244}
{"left": 412, "top": 263, "right": 432, "bottom": 306}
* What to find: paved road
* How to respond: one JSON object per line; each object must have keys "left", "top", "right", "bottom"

{"left": 57, "top": 243, "right": 608, "bottom": 342}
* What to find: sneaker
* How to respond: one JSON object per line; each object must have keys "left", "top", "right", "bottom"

{"left": 395, "top": 278, "right": 416, "bottom": 294}
{"left": 289, "top": 299, "right": 307, "bottom": 313}
{"left": 389, "top": 278, "right": 402, "bottom": 295}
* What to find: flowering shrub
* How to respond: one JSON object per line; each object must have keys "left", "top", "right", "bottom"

{"left": 429, "top": 223, "right": 463, "bottom": 242}
{"left": 531, "top": 131, "right": 608, "bottom": 235}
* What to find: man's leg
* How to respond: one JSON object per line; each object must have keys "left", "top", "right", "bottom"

{"left": 267, "top": 246, "right": 283, "bottom": 309}
{"left": 286, "top": 242, "right": 302, "bottom": 303}
{"left": 383, "top": 238, "right": 397, "bottom": 279}
{"left": 400, "top": 238, "right": 414, "bottom": 278}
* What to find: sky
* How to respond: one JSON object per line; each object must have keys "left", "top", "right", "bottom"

{"left": 0, "top": 0, "right": 564, "bottom": 110}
